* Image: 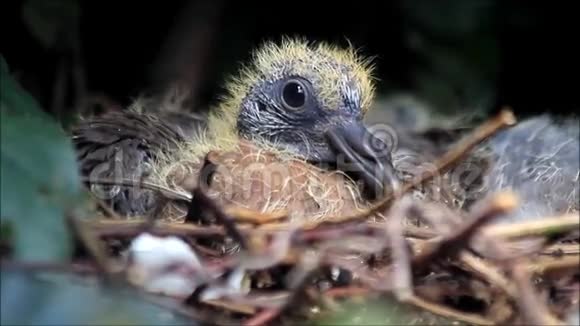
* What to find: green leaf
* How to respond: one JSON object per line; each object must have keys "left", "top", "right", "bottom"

{"left": 0, "top": 56, "right": 85, "bottom": 261}
{"left": 1, "top": 271, "right": 192, "bottom": 325}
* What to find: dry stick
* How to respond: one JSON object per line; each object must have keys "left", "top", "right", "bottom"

{"left": 141, "top": 293, "right": 237, "bottom": 326}
{"left": 190, "top": 188, "right": 249, "bottom": 250}
{"left": 397, "top": 195, "right": 520, "bottom": 298}
{"left": 400, "top": 224, "right": 439, "bottom": 239}
{"left": 67, "top": 215, "right": 117, "bottom": 278}
{"left": 541, "top": 243, "right": 580, "bottom": 256}
{"left": 0, "top": 260, "right": 98, "bottom": 275}
{"left": 323, "top": 286, "right": 371, "bottom": 298}
{"left": 225, "top": 207, "right": 288, "bottom": 224}
{"left": 91, "top": 219, "right": 226, "bottom": 238}
{"left": 258, "top": 218, "right": 437, "bottom": 242}
{"left": 244, "top": 253, "right": 322, "bottom": 326}
{"left": 528, "top": 255, "right": 580, "bottom": 275}
{"left": 407, "top": 200, "right": 520, "bottom": 298}
{"left": 406, "top": 294, "right": 495, "bottom": 325}
{"left": 201, "top": 299, "right": 257, "bottom": 315}
{"left": 84, "top": 177, "right": 285, "bottom": 225}
{"left": 81, "top": 176, "right": 192, "bottom": 201}
{"left": 481, "top": 213, "right": 579, "bottom": 239}
{"left": 302, "top": 109, "right": 517, "bottom": 229}
{"left": 510, "top": 260, "right": 564, "bottom": 326}
{"left": 458, "top": 251, "right": 517, "bottom": 298}
{"left": 323, "top": 254, "right": 393, "bottom": 292}
{"left": 86, "top": 189, "right": 123, "bottom": 219}
{"left": 387, "top": 196, "right": 415, "bottom": 301}
{"left": 295, "top": 222, "right": 384, "bottom": 243}
{"left": 243, "top": 308, "right": 281, "bottom": 326}
{"left": 412, "top": 191, "right": 519, "bottom": 267}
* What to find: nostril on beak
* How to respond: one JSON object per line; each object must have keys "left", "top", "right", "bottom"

{"left": 325, "top": 122, "right": 400, "bottom": 200}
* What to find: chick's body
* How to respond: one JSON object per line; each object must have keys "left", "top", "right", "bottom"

{"left": 74, "top": 38, "right": 384, "bottom": 222}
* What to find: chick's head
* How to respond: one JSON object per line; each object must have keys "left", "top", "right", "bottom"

{"left": 211, "top": 38, "right": 376, "bottom": 159}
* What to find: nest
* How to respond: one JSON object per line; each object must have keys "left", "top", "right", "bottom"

{"left": 25, "top": 109, "right": 579, "bottom": 325}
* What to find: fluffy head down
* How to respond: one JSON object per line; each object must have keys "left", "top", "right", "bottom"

{"left": 485, "top": 115, "right": 579, "bottom": 221}
{"left": 205, "top": 37, "right": 377, "bottom": 154}
{"left": 149, "top": 38, "right": 380, "bottom": 221}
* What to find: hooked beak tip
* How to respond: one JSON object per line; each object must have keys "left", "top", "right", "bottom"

{"left": 324, "top": 122, "right": 399, "bottom": 200}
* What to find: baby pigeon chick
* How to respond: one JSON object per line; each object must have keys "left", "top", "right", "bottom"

{"left": 483, "top": 114, "right": 579, "bottom": 222}
{"left": 73, "top": 38, "right": 396, "bottom": 221}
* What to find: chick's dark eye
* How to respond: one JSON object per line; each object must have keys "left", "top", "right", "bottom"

{"left": 282, "top": 80, "right": 307, "bottom": 109}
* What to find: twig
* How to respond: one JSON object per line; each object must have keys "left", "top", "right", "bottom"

{"left": 295, "top": 223, "right": 383, "bottom": 243}
{"left": 406, "top": 294, "right": 495, "bottom": 325}
{"left": 323, "top": 286, "right": 370, "bottom": 298}
{"left": 140, "top": 292, "right": 236, "bottom": 326}
{"left": 244, "top": 308, "right": 281, "bottom": 326}
{"left": 85, "top": 189, "right": 123, "bottom": 219}
{"left": 242, "top": 253, "right": 321, "bottom": 326}
{"left": 387, "top": 196, "right": 414, "bottom": 301}
{"left": 510, "top": 260, "right": 564, "bottom": 325}
{"left": 0, "top": 260, "right": 98, "bottom": 274}
{"left": 67, "top": 215, "right": 117, "bottom": 279}
{"left": 226, "top": 207, "right": 288, "bottom": 224}
{"left": 84, "top": 177, "right": 288, "bottom": 226}
{"left": 258, "top": 221, "right": 437, "bottom": 241}
{"left": 541, "top": 243, "right": 580, "bottom": 256}
{"left": 189, "top": 188, "right": 248, "bottom": 250}
{"left": 201, "top": 299, "right": 257, "bottom": 315}
{"left": 412, "top": 191, "right": 518, "bottom": 267}
{"left": 324, "top": 254, "right": 392, "bottom": 292}
{"left": 300, "top": 109, "right": 517, "bottom": 229}
{"left": 81, "top": 177, "right": 191, "bottom": 201}
{"left": 528, "top": 256, "right": 580, "bottom": 275}
{"left": 279, "top": 252, "right": 323, "bottom": 319}
{"left": 91, "top": 219, "right": 226, "bottom": 238}
{"left": 458, "top": 251, "right": 517, "bottom": 298}
{"left": 482, "top": 213, "right": 579, "bottom": 239}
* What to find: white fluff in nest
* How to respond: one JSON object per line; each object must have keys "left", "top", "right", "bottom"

{"left": 126, "top": 233, "right": 205, "bottom": 299}
{"left": 199, "top": 267, "right": 249, "bottom": 301}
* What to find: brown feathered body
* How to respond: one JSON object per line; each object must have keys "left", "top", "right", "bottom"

{"left": 156, "top": 139, "right": 369, "bottom": 222}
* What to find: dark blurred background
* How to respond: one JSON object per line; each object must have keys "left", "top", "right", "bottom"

{"left": 1, "top": 0, "right": 579, "bottom": 126}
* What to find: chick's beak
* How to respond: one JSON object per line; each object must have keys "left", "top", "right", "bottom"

{"left": 325, "top": 122, "right": 400, "bottom": 200}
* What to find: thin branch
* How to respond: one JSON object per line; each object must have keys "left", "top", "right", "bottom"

{"left": 300, "top": 109, "right": 517, "bottom": 229}
{"left": 323, "top": 286, "right": 370, "bottom": 298}
{"left": 201, "top": 299, "right": 257, "bottom": 315}
{"left": 406, "top": 294, "right": 495, "bottom": 325}
{"left": 412, "top": 191, "right": 518, "bottom": 267}
{"left": 387, "top": 196, "right": 414, "bottom": 301}
{"left": 458, "top": 251, "right": 517, "bottom": 298}
{"left": 0, "top": 260, "right": 98, "bottom": 274}
{"left": 81, "top": 176, "right": 191, "bottom": 201}
{"left": 67, "top": 215, "right": 117, "bottom": 279}
{"left": 189, "top": 188, "right": 248, "bottom": 250}
{"left": 541, "top": 243, "right": 580, "bottom": 256}
{"left": 225, "top": 207, "right": 288, "bottom": 225}
{"left": 527, "top": 255, "right": 580, "bottom": 275}
{"left": 243, "top": 308, "right": 281, "bottom": 326}
{"left": 510, "top": 260, "right": 564, "bottom": 325}
{"left": 482, "top": 213, "right": 579, "bottom": 239}
{"left": 91, "top": 219, "right": 226, "bottom": 238}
